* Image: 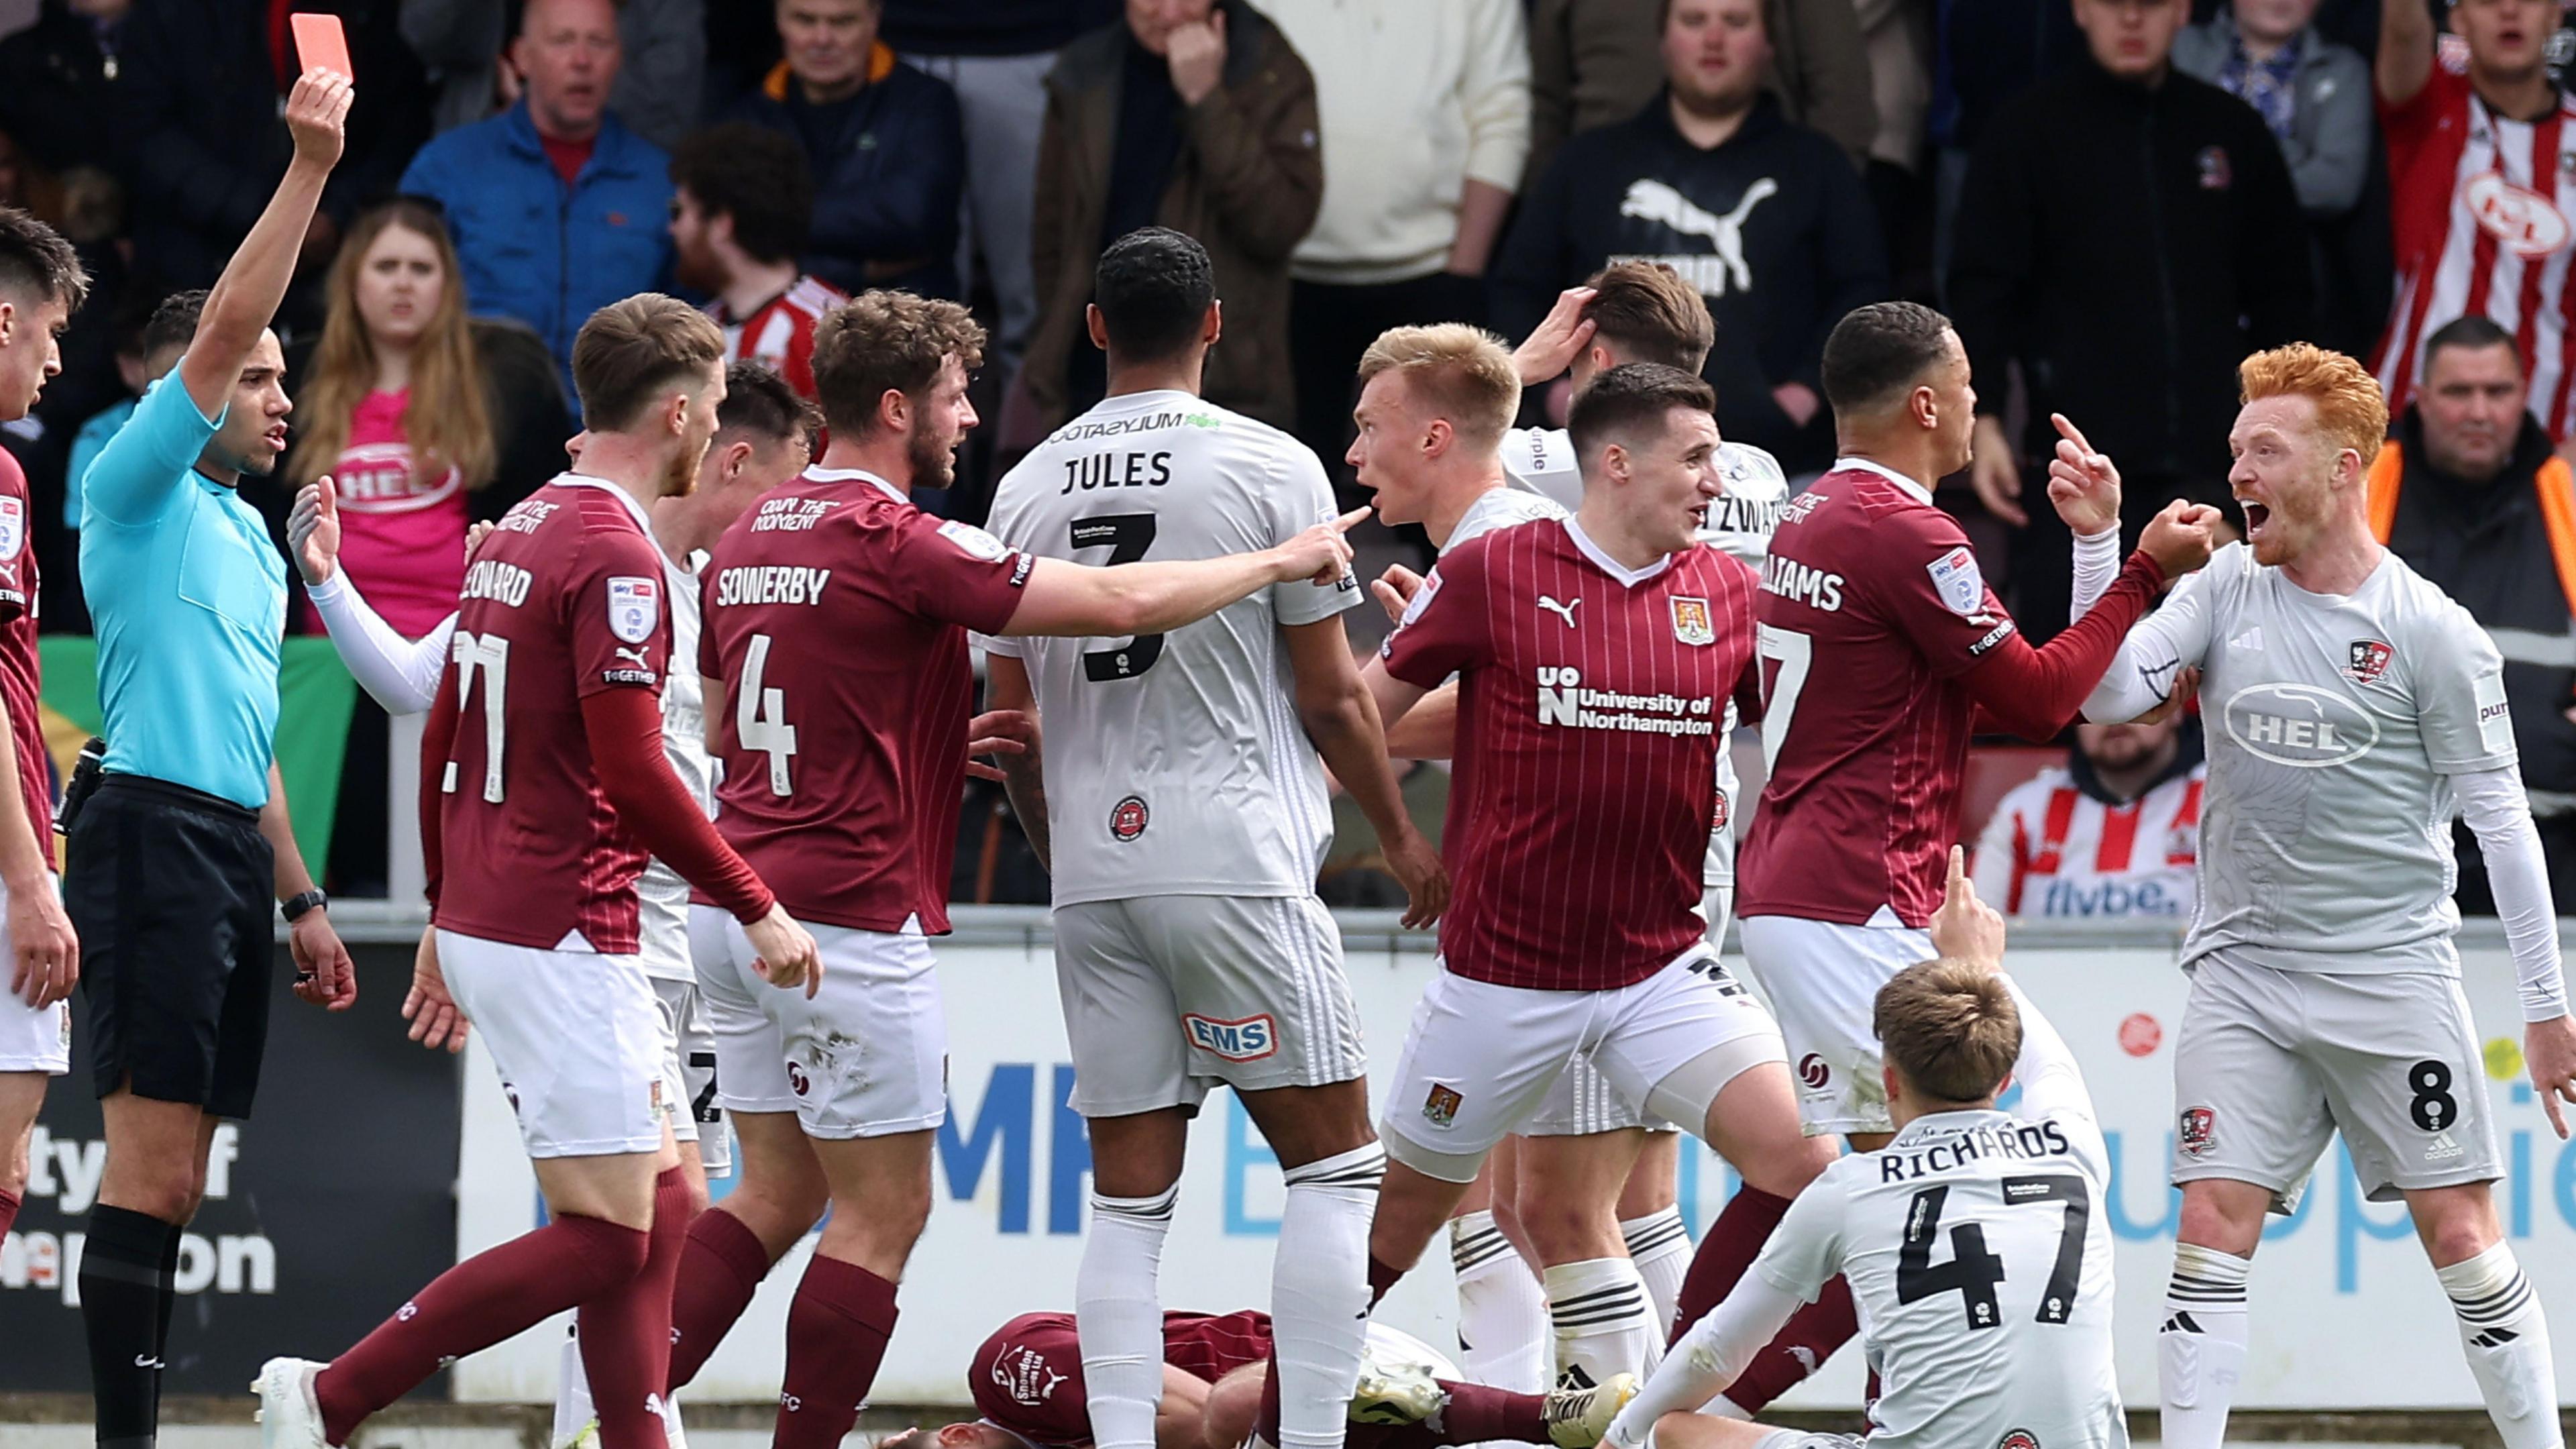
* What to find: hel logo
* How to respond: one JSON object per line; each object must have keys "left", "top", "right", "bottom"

{"left": 2465, "top": 172, "right": 2573, "bottom": 258}
{"left": 1671, "top": 596, "right": 1715, "bottom": 646}
{"left": 1796, "top": 1053, "right": 1831, "bottom": 1091}
{"left": 1110, "top": 795, "right": 1150, "bottom": 842}
{"left": 1998, "top": 1430, "right": 2042, "bottom": 1449}
{"left": 2194, "top": 145, "right": 2232, "bottom": 191}
{"left": 786, "top": 1061, "right": 812, "bottom": 1097}
{"left": 2345, "top": 639, "right": 2394, "bottom": 684}
{"left": 605, "top": 576, "right": 660, "bottom": 644}
{"left": 1422, "top": 1083, "right": 1464, "bottom": 1129}
{"left": 2178, "top": 1106, "right": 2217, "bottom": 1158}
{"left": 0, "top": 495, "right": 24, "bottom": 560}
{"left": 1183, "top": 1012, "right": 1279, "bottom": 1062}
{"left": 1926, "top": 545, "right": 1984, "bottom": 617}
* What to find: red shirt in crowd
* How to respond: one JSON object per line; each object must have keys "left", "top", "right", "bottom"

{"left": 1381, "top": 517, "right": 1761, "bottom": 991}
{"left": 711, "top": 275, "right": 847, "bottom": 400}
{"left": 971, "top": 1311, "right": 1275, "bottom": 1448}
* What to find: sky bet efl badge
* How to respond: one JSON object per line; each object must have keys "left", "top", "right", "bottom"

{"left": 606, "top": 576, "right": 660, "bottom": 644}
{"left": 1670, "top": 596, "right": 1714, "bottom": 645}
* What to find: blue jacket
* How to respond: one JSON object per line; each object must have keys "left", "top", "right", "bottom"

{"left": 399, "top": 101, "right": 674, "bottom": 399}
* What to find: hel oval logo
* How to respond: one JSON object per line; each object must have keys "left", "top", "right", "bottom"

{"left": 1183, "top": 1012, "right": 1277, "bottom": 1062}
{"left": 2463, "top": 172, "right": 2573, "bottom": 258}
{"left": 2221, "top": 681, "right": 2377, "bottom": 767}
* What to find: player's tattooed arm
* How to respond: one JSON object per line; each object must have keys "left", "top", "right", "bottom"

{"left": 982, "top": 655, "right": 1052, "bottom": 874}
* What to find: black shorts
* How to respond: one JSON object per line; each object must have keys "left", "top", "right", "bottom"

{"left": 66, "top": 774, "right": 276, "bottom": 1120}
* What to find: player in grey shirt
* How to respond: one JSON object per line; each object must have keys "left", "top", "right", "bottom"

{"left": 2081, "top": 345, "right": 2576, "bottom": 1449}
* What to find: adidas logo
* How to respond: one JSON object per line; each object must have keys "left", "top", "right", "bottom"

{"left": 2161, "top": 1312, "right": 2204, "bottom": 1334}
{"left": 2472, "top": 1328, "right": 2522, "bottom": 1348}
{"left": 1556, "top": 1365, "right": 1599, "bottom": 1392}
{"left": 2229, "top": 627, "right": 2264, "bottom": 651}
{"left": 2428, "top": 1130, "right": 2465, "bottom": 1162}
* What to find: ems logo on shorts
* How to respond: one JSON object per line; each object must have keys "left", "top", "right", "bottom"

{"left": 2344, "top": 639, "right": 2394, "bottom": 684}
{"left": 2178, "top": 1106, "right": 2217, "bottom": 1157}
{"left": 1422, "top": 1083, "right": 1464, "bottom": 1128}
{"left": 0, "top": 494, "right": 25, "bottom": 560}
{"left": 1670, "top": 596, "right": 1714, "bottom": 646}
{"left": 1183, "top": 1012, "right": 1277, "bottom": 1061}
{"left": 1796, "top": 1053, "right": 1831, "bottom": 1091}
{"left": 1110, "top": 795, "right": 1150, "bottom": 842}
{"left": 606, "top": 576, "right": 661, "bottom": 644}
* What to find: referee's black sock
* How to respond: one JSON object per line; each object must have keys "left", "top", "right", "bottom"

{"left": 154, "top": 1226, "right": 181, "bottom": 1358}
{"left": 82, "top": 1205, "right": 178, "bottom": 1449}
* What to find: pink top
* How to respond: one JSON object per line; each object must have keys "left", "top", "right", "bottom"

{"left": 299, "top": 387, "right": 468, "bottom": 638}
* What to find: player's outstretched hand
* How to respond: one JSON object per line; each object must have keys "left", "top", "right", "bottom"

{"left": 401, "top": 931, "right": 469, "bottom": 1053}
{"left": 290, "top": 907, "right": 358, "bottom": 1011}
{"left": 1928, "top": 845, "right": 2005, "bottom": 969}
{"left": 2138, "top": 499, "right": 2221, "bottom": 581}
{"left": 2043, "top": 413, "right": 2121, "bottom": 538}
{"left": 1371, "top": 564, "right": 1426, "bottom": 626}
{"left": 1512, "top": 286, "right": 1599, "bottom": 386}
{"left": 1275, "top": 507, "right": 1367, "bottom": 586}
{"left": 1383, "top": 826, "right": 1451, "bottom": 930}
{"left": 2528, "top": 1014, "right": 2576, "bottom": 1138}
{"left": 288, "top": 478, "right": 340, "bottom": 586}
{"left": 965, "top": 708, "right": 1035, "bottom": 783}
{"left": 284, "top": 69, "right": 353, "bottom": 170}
{"left": 7, "top": 880, "right": 76, "bottom": 1010}
{"left": 747, "top": 903, "right": 823, "bottom": 1000}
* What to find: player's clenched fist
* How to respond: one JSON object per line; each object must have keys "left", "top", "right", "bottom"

{"left": 2137, "top": 498, "right": 2222, "bottom": 580}
{"left": 284, "top": 69, "right": 352, "bottom": 168}
{"left": 1273, "top": 506, "right": 1367, "bottom": 585}
{"left": 747, "top": 903, "right": 822, "bottom": 998}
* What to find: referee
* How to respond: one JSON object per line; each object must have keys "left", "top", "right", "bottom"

{"left": 70, "top": 71, "right": 358, "bottom": 1449}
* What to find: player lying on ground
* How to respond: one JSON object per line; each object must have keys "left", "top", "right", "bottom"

{"left": 882, "top": 1310, "right": 1635, "bottom": 1449}
{"left": 1605, "top": 849, "right": 2120, "bottom": 1449}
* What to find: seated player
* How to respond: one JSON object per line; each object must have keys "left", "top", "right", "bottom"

{"left": 1605, "top": 850, "right": 2118, "bottom": 1449}
{"left": 881, "top": 1309, "right": 1635, "bottom": 1449}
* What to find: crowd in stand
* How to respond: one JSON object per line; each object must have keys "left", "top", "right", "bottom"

{"left": 6, "top": 0, "right": 2576, "bottom": 910}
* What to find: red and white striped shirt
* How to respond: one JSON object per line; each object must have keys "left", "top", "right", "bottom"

{"left": 709, "top": 274, "right": 846, "bottom": 399}
{"left": 1970, "top": 763, "right": 2204, "bottom": 922}
{"left": 2375, "top": 61, "right": 2576, "bottom": 433}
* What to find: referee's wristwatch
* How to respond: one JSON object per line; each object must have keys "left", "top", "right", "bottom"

{"left": 282, "top": 889, "right": 329, "bottom": 923}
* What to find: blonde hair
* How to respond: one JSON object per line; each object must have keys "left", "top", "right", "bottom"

{"left": 289, "top": 201, "right": 496, "bottom": 491}
{"left": 2238, "top": 343, "right": 2390, "bottom": 464}
{"left": 1873, "top": 959, "right": 2023, "bottom": 1105}
{"left": 1355, "top": 324, "right": 1522, "bottom": 448}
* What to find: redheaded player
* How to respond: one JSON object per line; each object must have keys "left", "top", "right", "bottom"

{"left": 1357, "top": 363, "right": 1832, "bottom": 1387}
{"left": 0, "top": 207, "right": 83, "bottom": 1248}
{"left": 1718, "top": 301, "right": 2212, "bottom": 1399}
{"left": 252, "top": 297, "right": 822, "bottom": 1449}
{"left": 677, "top": 290, "right": 1362, "bottom": 1449}
{"left": 882, "top": 1310, "right": 1631, "bottom": 1449}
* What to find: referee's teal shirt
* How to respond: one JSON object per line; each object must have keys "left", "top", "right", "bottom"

{"left": 78, "top": 374, "right": 286, "bottom": 810}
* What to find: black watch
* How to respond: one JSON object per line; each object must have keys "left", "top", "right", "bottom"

{"left": 282, "top": 889, "right": 328, "bottom": 922}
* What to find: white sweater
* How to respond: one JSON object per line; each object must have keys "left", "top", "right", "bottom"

{"left": 1267, "top": 0, "right": 1532, "bottom": 285}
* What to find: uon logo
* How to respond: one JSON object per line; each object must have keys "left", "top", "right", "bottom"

{"left": 1183, "top": 1012, "right": 1278, "bottom": 1062}
{"left": 1110, "top": 795, "right": 1149, "bottom": 842}
{"left": 2178, "top": 1106, "right": 2217, "bottom": 1157}
{"left": 2464, "top": 172, "right": 2573, "bottom": 258}
{"left": 2222, "top": 681, "right": 2377, "bottom": 767}
{"left": 1796, "top": 1053, "right": 1830, "bottom": 1090}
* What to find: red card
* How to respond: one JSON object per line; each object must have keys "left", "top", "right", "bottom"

{"left": 290, "top": 13, "right": 354, "bottom": 83}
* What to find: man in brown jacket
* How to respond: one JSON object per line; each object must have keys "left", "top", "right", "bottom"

{"left": 1025, "top": 1, "right": 1323, "bottom": 434}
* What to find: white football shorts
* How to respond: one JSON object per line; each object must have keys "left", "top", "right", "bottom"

{"left": 694, "top": 908, "right": 947, "bottom": 1140}
{"left": 439, "top": 928, "right": 665, "bottom": 1159}
{"left": 0, "top": 871, "right": 67, "bottom": 1075}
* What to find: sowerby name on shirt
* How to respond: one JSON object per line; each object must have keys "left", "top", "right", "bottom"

{"left": 1534, "top": 665, "right": 1717, "bottom": 737}
{"left": 712, "top": 566, "right": 833, "bottom": 608}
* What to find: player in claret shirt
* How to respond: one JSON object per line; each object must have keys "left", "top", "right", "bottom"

{"left": 677, "top": 290, "right": 1364, "bottom": 1449}
{"left": 255, "top": 295, "right": 822, "bottom": 1449}
{"left": 1358, "top": 362, "right": 1831, "bottom": 1375}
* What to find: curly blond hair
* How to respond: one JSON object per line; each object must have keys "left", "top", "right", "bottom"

{"left": 2238, "top": 343, "right": 2390, "bottom": 464}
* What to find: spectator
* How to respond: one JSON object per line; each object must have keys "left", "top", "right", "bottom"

{"left": 729, "top": 0, "right": 966, "bottom": 302}
{"left": 2367, "top": 315, "right": 2576, "bottom": 912}
{"left": 112, "top": 1, "right": 431, "bottom": 301}
{"left": 1267, "top": 0, "right": 1528, "bottom": 477}
{"left": 1970, "top": 716, "right": 2205, "bottom": 920}
{"left": 0, "top": 0, "right": 131, "bottom": 179}
{"left": 1928, "top": 0, "right": 2082, "bottom": 288}
{"left": 400, "top": 0, "right": 674, "bottom": 398}
{"left": 2373, "top": 0, "right": 2576, "bottom": 440}
{"left": 1525, "top": 0, "right": 1876, "bottom": 180}
{"left": 669, "top": 123, "right": 847, "bottom": 398}
{"left": 1024, "top": 1, "right": 1322, "bottom": 432}
{"left": 66, "top": 291, "right": 184, "bottom": 533}
{"left": 1492, "top": 0, "right": 1888, "bottom": 476}
{"left": 1951, "top": 0, "right": 2310, "bottom": 635}
{"left": 883, "top": 0, "right": 1122, "bottom": 367}
{"left": 401, "top": 0, "right": 706, "bottom": 148}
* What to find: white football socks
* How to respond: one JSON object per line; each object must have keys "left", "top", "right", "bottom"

{"left": 2438, "top": 1241, "right": 2563, "bottom": 1449}
{"left": 1543, "top": 1256, "right": 1653, "bottom": 1390}
{"left": 1274, "top": 1143, "right": 1388, "bottom": 1449}
{"left": 1620, "top": 1207, "right": 1692, "bottom": 1371}
{"left": 2156, "top": 1242, "right": 2251, "bottom": 1449}
{"left": 1079, "top": 1184, "right": 1179, "bottom": 1449}
{"left": 1450, "top": 1210, "right": 1551, "bottom": 1392}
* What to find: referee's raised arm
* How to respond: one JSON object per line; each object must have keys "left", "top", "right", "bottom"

{"left": 65, "top": 68, "right": 356, "bottom": 1449}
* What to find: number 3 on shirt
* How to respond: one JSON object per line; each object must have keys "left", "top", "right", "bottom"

{"left": 1071, "top": 513, "right": 1163, "bottom": 681}
{"left": 1756, "top": 623, "right": 1811, "bottom": 772}
{"left": 737, "top": 633, "right": 798, "bottom": 796}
